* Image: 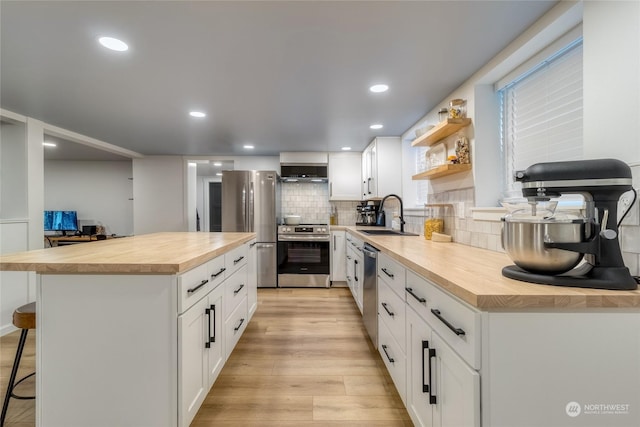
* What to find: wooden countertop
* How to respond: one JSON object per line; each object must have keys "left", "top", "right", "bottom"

{"left": 0, "top": 232, "right": 255, "bottom": 274}
{"left": 347, "top": 227, "right": 640, "bottom": 309}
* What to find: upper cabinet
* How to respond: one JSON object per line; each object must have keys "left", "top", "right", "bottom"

{"left": 328, "top": 152, "right": 362, "bottom": 201}
{"left": 362, "top": 137, "right": 402, "bottom": 199}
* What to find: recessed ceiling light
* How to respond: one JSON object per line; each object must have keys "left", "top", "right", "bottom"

{"left": 243, "top": 145, "right": 254, "bottom": 150}
{"left": 369, "top": 84, "right": 389, "bottom": 93}
{"left": 189, "top": 111, "right": 206, "bottom": 118}
{"left": 341, "top": 146, "right": 352, "bottom": 151}
{"left": 216, "top": 173, "right": 223, "bottom": 176}
{"left": 43, "top": 141, "right": 57, "bottom": 147}
{"left": 98, "top": 36, "right": 129, "bottom": 52}
{"left": 370, "top": 124, "right": 383, "bottom": 130}
{"left": 213, "top": 162, "right": 222, "bottom": 167}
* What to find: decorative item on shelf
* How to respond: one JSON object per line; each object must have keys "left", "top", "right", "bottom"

{"left": 438, "top": 108, "right": 449, "bottom": 123}
{"left": 426, "top": 142, "right": 446, "bottom": 170}
{"left": 448, "top": 98, "right": 467, "bottom": 119}
{"left": 447, "top": 155, "right": 458, "bottom": 164}
{"left": 455, "top": 134, "right": 470, "bottom": 164}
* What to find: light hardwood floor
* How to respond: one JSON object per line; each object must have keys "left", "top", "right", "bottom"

{"left": 0, "top": 287, "right": 412, "bottom": 426}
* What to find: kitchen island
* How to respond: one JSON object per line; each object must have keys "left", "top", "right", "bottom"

{"left": 347, "top": 227, "right": 640, "bottom": 427}
{"left": 0, "top": 232, "right": 257, "bottom": 427}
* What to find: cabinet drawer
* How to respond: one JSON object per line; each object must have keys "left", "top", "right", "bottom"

{"left": 207, "top": 255, "right": 227, "bottom": 289}
{"left": 224, "top": 265, "right": 248, "bottom": 319}
{"left": 225, "top": 244, "right": 248, "bottom": 277}
{"left": 406, "top": 270, "right": 481, "bottom": 370}
{"left": 178, "top": 263, "right": 211, "bottom": 314}
{"left": 378, "top": 316, "right": 407, "bottom": 405}
{"left": 378, "top": 253, "right": 406, "bottom": 297}
{"left": 378, "top": 279, "right": 406, "bottom": 353}
{"left": 225, "top": 295, "right": 248, "bottom": 359}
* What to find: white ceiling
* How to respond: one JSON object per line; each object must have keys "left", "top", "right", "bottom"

{"left": 1, "top": 1, "right": 557, "bottom": 159}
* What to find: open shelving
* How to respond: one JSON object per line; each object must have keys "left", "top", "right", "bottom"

{"left": 411, "top": 118, "right": 472, "bottom": 148}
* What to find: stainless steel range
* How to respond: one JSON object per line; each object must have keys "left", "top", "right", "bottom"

{"left": 277, "top": 224, "right": 330, "bottom": 288}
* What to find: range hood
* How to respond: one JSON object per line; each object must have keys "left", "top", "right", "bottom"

{"left": 280, "top": 152, "right": 328, "bottom": 182}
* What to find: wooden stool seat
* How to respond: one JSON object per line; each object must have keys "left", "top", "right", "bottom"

{"left": 1, "top": 302, "right": 36, "bottom": 427}
{"left": 13, "top": 302, "right": 36, "bottom": 330}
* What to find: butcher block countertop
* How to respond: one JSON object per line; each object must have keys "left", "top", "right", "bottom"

{"left": 348, "top": 227, "right": 640, "bottom": 310}
{"left": 0, "top": 232, "right": 255, "bottom": 274}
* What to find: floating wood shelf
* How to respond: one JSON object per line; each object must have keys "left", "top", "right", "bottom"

{"left": 411, "top": 118, "right": 472, "bottom": 147}
{"left": 412, "top": 163, "right": 472, "bottom": 180}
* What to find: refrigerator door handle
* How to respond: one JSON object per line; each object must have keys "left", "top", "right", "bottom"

{"left": 248, "top": 181, "right": 255, "bottom": 232}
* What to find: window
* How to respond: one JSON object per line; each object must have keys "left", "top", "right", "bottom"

{"left": 499, "top": 37, "right": 583, "bottom": 199}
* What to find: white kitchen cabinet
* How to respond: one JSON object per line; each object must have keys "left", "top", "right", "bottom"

{"left": 328, "top": 152, "right": 362, "bottom": 201}
{"left": 406, "top": 307, "right": 480, "bottom": 427}
{"left": 178, "top": 283, "right": 225, "bottom": 427}
{"left": 361, "top": 137, "right": 402, "bottom": 199}
{"left": 247, "top": 239, "right": 258, "bottom": 317}
{"left": 178, "top": 293, "right": 209, "bottom": 427}
{"left": 330, "top": 230, "right": 346, "bottom": 282}
{"left": 345, "top": 233, "right": 364, "bottom": 313}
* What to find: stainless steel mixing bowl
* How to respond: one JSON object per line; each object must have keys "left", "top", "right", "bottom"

{"left": 501, "top": 218, "right": 586, "bottom": 274}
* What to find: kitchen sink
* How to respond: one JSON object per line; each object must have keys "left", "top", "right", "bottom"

{"left": 360, "top": 230, "right": 418, "bottom": 236}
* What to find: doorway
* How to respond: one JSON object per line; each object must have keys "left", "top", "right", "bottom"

{"left": 209, "top": 182, "right": 222, "bottom": 232}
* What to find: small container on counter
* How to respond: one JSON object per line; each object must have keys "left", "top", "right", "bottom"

{"left": 330, "top": 206, "right": 338, "bottom": 225}
{"left": 423, "top": 205, "right": 444, "bottom": 240}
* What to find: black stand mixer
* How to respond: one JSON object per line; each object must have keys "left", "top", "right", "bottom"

{"left": 502, "top": 158, "right": 638, "bottom": 290}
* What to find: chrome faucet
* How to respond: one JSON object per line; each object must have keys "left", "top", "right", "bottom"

{"left": 377, "top": 194, "right": 405, "bottom": 233}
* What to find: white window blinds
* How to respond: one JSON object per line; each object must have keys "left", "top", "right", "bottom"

{"left": 500, "top": 40, "right": 583, "bottom": 198}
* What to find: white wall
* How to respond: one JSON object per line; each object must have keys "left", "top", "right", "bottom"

{"left": 133, "top": 156, "right": 186, "bottom": 234}
{"left": 44, "top": 160, "right": 134, "bottom": 236}
{"left": 583, "top": 0, "right": 640, "bottom": 162}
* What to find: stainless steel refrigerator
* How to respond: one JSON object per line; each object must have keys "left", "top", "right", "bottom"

{"left": 221, "top": 170, "right": 280, "bottom": 287}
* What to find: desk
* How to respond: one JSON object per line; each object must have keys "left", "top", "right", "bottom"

{"left": 45, "top": 235, "right": 111, "bottom": 247}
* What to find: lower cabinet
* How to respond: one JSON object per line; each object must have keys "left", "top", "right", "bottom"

{"left": 178, "top": 284, "right": 224, "bottom": 427}
{"left": 178, "top": 240, "right": 255, "bottom": 427}
{"left": 345, "top": 242, "right": 363, "bottom": 313}
{"left": 330, "top": 230, "right": 346, "bottom": 282}
{"left": 406, "top": 307, "right": 480, "bottom": 427}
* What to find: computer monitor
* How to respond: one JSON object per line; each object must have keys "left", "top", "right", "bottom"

{"left": 44, "top": 210, "right": 78, "bottom": 233}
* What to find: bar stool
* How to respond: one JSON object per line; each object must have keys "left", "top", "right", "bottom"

{"left": 1, "top": 302, "right": 36, "bottom": 427}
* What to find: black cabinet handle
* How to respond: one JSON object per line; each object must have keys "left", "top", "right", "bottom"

{"left": 381, "top": 268, "right": 394, "bottom": 279}
{"left": 249, "top": 242, "right": 257, "bottom": 248}
{"left": 211, "top": 267, "right": 226, "bottom": 279}
{"left": 205, "top": 307, "right": 212, "bottom": 348}
{"left": 428, "top": 346, "right": 437, "bottom": 404}
{"left": 210, "top": 304, "right": 216, "bottom": 343}
{"left": 431, "top": 309, "right": 466, "bottom": 336}
{"left": 234, "top": 256, "right": 245, "bottom": 264}
{"left": 354, "top": 259, "right": 358, "bottom": 282}
{"left": 187, "top": 279, "right": 209, "bottom": 294}
{"left": 406, "top": 287, "right": 426, "bottom": 304}
{"left": 381, "top": 344, "right": 395, "bottom": 363}
{"left": 381, "top": 302, "right": 394, "bottom": 317}
{"left": 205, "top": 304, "right": 217, "bottom": 348}
{"left": 234, "top": 318, "right": 245, "bottom": 332}
{"left": 421, "top": 340, "right": 429, "bottom": 393}
{"left": 233, "top": 284, "right": 245, "bottom": 295}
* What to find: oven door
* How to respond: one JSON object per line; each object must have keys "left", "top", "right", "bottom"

{"left": 277, "top": 237, "right": 330, "bottom": 287}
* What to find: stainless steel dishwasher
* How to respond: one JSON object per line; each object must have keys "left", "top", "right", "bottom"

{"left": 362, "top": 243, "right": 379, "bottom": 347}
